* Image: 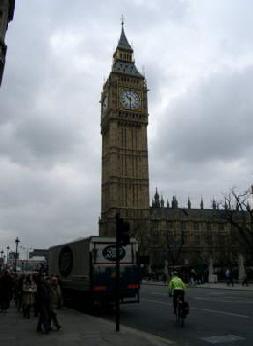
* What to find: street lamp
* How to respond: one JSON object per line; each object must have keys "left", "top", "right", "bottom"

{"left": 0, "top": 250, "right": 3, "bottom": 270}
{"left": 6, "top": 246, "right": 10, "bottom": 265}
{"left": 14, "top": 237, "right": 20, "bottom": 272}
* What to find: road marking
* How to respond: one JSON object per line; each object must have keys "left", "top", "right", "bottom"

{"left": 152, "top": 292, "right": 168, "bottom": 296}
{"left": 200, "top": 335, "right": 245, "bottom": 344}
{"left": 143, "top": 298, "right": 249, "bottom": 318}
{"left": 142, "top": 298, "right": 172, "bottom": 306}
{"left": 194, "top": 296, "right": 253, "bottom": 304}
{"left": 200, "top": 308, "right": 249, "bottom": 319}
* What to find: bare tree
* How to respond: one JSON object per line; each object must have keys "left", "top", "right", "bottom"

{"left": 221, "top": 186, "right": 253, "bottom": 255}
{"left": 166, "top": 209, "right": 188, "bottom": 269}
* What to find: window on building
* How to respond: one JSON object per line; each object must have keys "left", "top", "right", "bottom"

{"left": 206, "top": 232, "right": 212, "bottom": 243}
{"left": 195, "top": 232, "right": 201, "bottom": 243}
{"left": 183, "top": 230, "right": 188, "bottom": 241}
{"left": 181, "top": 222, "right": 187, "bottom": 231}
{"left": 193, "top": 223, "right": 199, "bottom": 230}
{"left": 218, "top": 223, "right": 224, "bottom": 231}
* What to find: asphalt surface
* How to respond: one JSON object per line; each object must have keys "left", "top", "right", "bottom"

{"left": 106, "top": 284, "right": 253, "bottom": 346}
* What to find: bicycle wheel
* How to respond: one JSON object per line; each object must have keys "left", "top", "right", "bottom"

{"left": 178, "top": 305, "right": 185, "bottom": 328}
{"left": 180, "top": 311, "right": 184, "bottom": 328}
{"left": 175, "top": 308, "right": 180, "bottom": 325}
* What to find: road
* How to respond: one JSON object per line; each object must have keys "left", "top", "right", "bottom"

{"left": 111, "top": 284, "right": 253, "bottom": 345}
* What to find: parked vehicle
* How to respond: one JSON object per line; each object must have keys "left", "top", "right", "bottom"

{"left": 48, "top": 236, "right": 140, "bottom": 307}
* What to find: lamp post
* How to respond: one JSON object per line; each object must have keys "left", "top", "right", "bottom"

{"left": 14, "top": 237, "right": 20, "bottom": 272}
{"left": 6, "top": 246, "right": 10, "bottom": 265}
{"left": 0, "top": 250, "right": 3, "bottom": 270}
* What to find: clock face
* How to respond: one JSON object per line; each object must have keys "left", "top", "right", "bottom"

{"left": 120, "top": 90, "right": 140, "bottom": 110}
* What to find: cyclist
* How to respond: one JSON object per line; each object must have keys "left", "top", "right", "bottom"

{"left": 168, "top": 271, "right": 186, "bottom": 314}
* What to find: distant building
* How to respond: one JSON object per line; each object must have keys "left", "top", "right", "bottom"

{"left": 0, "top": 0, "right": 15, "bottom": 86}
{"left": 8, "top": 250, "right": 18, "bottom": 261}
{"left": 29, "top": 249, "right": 48, "bottom": 261}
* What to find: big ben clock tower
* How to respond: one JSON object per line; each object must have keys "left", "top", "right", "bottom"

{"left": 99, "top": 23, "right": 150, "bottom": 237}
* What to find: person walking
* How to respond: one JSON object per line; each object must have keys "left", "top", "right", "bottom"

{"left": 242, "top": 272, "right": 249, "bottom": 286}
{"left": 189, "top": 268, "right": 196, "bottom": 286}
{"left": 22, "top": 275, "right": 37, "bottom": 318}
{"left": 36, "top": 276, "right": 51, "bottom": 334}
{"left": 0, "top": 270, "right": 13, "bottom": 312}
{"left": 225, "top": 268, "right": 230, "bottom": 286}
{"left": 48, "top": 276, "right": 62, "bottom": 330}
{"left": 225, "top": 268, "right": 234, "bottom": 286}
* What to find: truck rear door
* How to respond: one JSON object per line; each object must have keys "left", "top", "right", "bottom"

{"left": 91, "top": 241, "right": 139, "bottom": 303}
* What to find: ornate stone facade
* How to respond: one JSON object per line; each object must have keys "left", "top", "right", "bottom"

{"left": 99, "top": 24, "right": 150, "bottom": 237}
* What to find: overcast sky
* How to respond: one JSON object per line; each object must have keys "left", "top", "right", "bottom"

{"left": 1, "top": 0, "right": 253, "bottom": 253}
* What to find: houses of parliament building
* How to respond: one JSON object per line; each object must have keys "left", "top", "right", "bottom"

{"left": 99, "top": 23, "right": 251, "bottom": 278}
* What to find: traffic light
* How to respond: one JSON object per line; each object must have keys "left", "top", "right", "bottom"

{"left": 116, "top": 214, "right": 130, "bottom": 246}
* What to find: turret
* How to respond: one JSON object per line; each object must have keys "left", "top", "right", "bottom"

{"left": 200, "top": 197, "right": 204, "bottom": 209}
{"left": 154, "top": 188, "right": 160, "bottom": 208}
{"left": 161, "top": 195, "right": 164, "bottom": 208}
{"left": 172, "top": 195, "right": 178, "bottom": 209}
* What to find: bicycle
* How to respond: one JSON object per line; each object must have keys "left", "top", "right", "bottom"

{"left": 175, "top": 293, "right": 189, "bottom": 327}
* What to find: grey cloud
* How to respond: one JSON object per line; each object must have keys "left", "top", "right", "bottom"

{"left": 154, "top": 66, "right": 253, "bottom": 164}
{"left": 15, "top": 116, "right": 80, "bottom": 159}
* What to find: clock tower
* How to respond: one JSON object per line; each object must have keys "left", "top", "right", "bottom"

{"left": 99, "top": 23, "right": 150, "bottom": 237}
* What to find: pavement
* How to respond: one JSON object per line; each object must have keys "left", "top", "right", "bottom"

{"left": 0, "top": 304, "right": 175, "bottom": 346}
{"left": 142, "top": 280, "right": 253, "bottom": 291}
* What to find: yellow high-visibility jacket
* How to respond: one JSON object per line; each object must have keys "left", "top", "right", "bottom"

{"left": 168, "top": 276, "right": 186, "bottom": 293}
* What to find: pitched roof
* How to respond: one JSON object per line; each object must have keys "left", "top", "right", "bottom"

{"left": 112, "top": 60, "right": 143, "bottom": 77}
{"left": 117, "top": 27, "right": 132, "bottom": 51}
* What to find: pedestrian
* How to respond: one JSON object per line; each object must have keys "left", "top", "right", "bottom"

{"left": 190, "top": 268, "right": 196, "bottom": 286}
{"left": 230, "top": 270, "right": 234, "bottom": 287}
{"left": 0, "top": 270, "right": 13, "bottom": 312}
{"left": 35, "top": 276, "right": 51, "bottom": 334}
{"left": 48, "top": 276, "right": 62, "bottom": 330}
{"left": 15, "top": 274, "right": 25, "bottom": 311}
{"left": 54, "top": 275, "right": 63, "bottom": 309}
{"left": 22, "top": 275, "right": 37, "bottom": 318}
{"left": 242, "top": 272, "right": 249, "bottom": 286}
{"left": 225, "top": 268, "right": 230, "bottom": 286}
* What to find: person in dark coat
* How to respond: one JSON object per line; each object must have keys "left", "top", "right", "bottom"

{"left": 35, "top": 276, "right": 51, "bottom": 334}
{"left": 242, "top": 272, "right": 249, "bottom": 286}
{"left": 0, "top": 271, "right": 13, "bottom": 312}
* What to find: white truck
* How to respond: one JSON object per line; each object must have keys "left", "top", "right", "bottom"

{"left": 48, "top": 236, "right": 140, "bottom": 306}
